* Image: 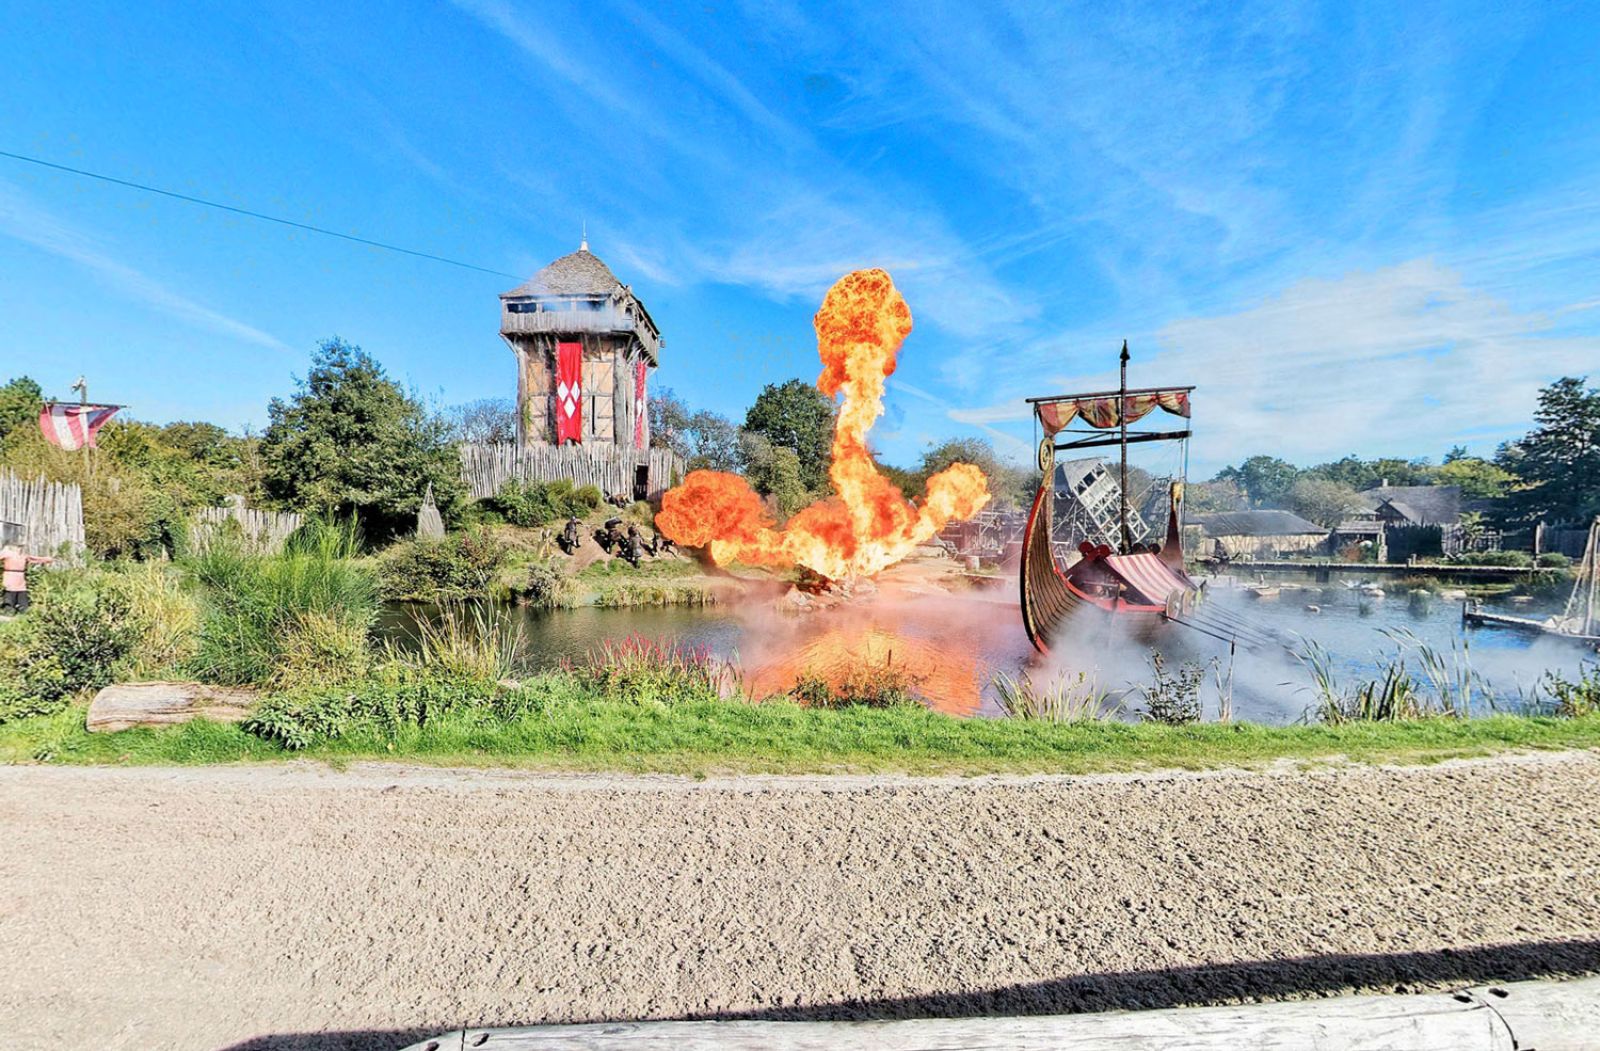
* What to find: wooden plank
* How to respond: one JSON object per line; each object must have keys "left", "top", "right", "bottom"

{"left": 397, "top": 980, "right": 1537, "bottom": 1049}
{"left": 402, "top": 977, "right": 1600, "bottom": 1049}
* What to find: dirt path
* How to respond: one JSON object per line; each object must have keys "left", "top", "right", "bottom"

{"left": 3, "top": 755, "right": 1599, "bottom": 1051}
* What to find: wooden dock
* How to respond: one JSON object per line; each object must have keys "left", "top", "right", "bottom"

{"left": 1197, "top": 559, "right": 1544, "bottom": 583}
{"left": 1461, "top": 604, "right": 1600, "bottom": 648}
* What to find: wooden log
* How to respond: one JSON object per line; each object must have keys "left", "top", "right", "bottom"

{"left": 86, "top": 682, "right": 258, "bottom": 733}
{"left": 396, "top": 977, "right": 1600, "bottom": 1051}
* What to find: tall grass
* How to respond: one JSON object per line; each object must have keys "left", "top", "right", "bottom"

{"left": 1296, "top": 630, "right": 1480, "bottom": 724}
{"left": 382, "top": 603, "right": 528, "bottom": 683}
{"left": 187, "top": 518, "right": 379, "bottom": 687}
{"left": 569, "top": 635, "right": 743, "bottom": 704}
{"left": 992, "top": 670, "right": 1119, "bottom": 722}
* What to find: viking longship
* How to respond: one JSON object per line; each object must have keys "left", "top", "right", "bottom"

{"left": 1019, "top": 342, "right": 1200, "bottom": 653}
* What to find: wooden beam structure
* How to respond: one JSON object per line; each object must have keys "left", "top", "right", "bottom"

{"left": 397, "top": 976, "right": 1600, "bottom": 1051}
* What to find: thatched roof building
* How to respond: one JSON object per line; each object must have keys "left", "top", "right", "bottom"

{"left": 480, "top": 239, "right": 681, "bottom": 502}
{"left": 499, "top": 239, "right": 661, "bottom": 448}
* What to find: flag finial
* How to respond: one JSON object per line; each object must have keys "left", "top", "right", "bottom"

{"left": 580, "top": 220, "right": 588, "bottom": 252}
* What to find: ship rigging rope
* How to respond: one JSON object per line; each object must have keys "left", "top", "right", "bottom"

{"left": 0, "top": 148, "right": 522, "bottom": 280}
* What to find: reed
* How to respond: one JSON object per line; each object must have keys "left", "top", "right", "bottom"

{"left": 570, "top": 635, "right": 742, "bottom": 704}
{"left": 991, "top": 670, "right": 1119, "bottom": 722}
{"left": 187, "top": 517, "right": 379, "bottom": 687}
{"left": 382, "top": 602, "right": 527, "bottom": 683}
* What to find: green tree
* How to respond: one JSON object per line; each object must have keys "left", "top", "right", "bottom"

{"left": 1498, "top": 376, "right": 1600, "bottom": 523}
{"left": 648, "top": 387, "right": 692, "bottom": 460}
{"left": 0, "top": 376, "right": 43, "bottom": 446}
{"left": 260, "top": 338, "right": 462, "bottom": 538}
{"left": 1436, "top": 455, "right": 1515, "bottom": 501}
{"left": 1217, "top": 455, "right": 1300, "bottom": 507}
{"left": 738, "top": 432, "right": 810, "bottom": 514}
{"left": 1288, "top": 476, "right": 1360, "bottom": 527}
{"left": 683, "top": 411, "right": 741, "bottom": 472}
{"left": 915, "top": 436, "right": 1027, "bottom": 508}
{"left": 743, "top": 379, "right": 835, "bottom": 490}
{"left": 1186, "top": 478, "right": 1247, "bottom": 513}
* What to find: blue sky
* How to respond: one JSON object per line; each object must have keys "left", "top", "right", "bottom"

{"left": 2, "top": 1, "right": 1597, "bottom": 473}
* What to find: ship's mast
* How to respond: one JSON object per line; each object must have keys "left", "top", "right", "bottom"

{"left": 1119, "top": 340, "right": 1131, "bottom": 554}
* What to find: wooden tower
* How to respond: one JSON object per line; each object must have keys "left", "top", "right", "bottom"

{"left": 499, "top": 239, "right": 662, "bottom": 448}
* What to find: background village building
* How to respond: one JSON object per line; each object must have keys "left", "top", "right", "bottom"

{"left": 1188, "top": 510, "right": 1328, "bottom": 561}
{"left": 460, "top": 241, "right": 684, "bottom": 503}
{"left": 1335, "top": 483, "right": 1475, "bottom": 559}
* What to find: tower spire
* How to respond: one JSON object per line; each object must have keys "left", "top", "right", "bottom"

{"left": 580, "top": 220, "right": 588, "bottom": 252}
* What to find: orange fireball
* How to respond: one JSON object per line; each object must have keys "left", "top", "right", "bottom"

{"left": 655, "top": 269, "right": 991, "bottom": 580}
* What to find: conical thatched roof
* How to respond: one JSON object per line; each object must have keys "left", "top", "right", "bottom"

{"left": 503, "top": 248, "right": 622, "bottom": 297}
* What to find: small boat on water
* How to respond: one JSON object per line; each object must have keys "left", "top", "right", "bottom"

{"left": 1463, "top": 517, "right": 1600, "bottom": 650}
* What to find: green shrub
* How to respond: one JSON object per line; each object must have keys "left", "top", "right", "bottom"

{"left": 488, "top": 478, "right": 603, "bottom": 528}
{"left": 1543, "top": 663, "right": 1600, "bottom": 718}
{"left": 188, "top": 519, "right": 379, "bottom": 687}
{"left": 1537, "top": 552, "right": 1572, "bottom": 569}
{"left": 377, "top": 526, "right": 509, "bottom": 600}
{"left": 570, "top": 636, "right": 739, "bottom": 704}
{"left": 791, "top": 661, "right": 921, "bottom": 709}
{"left": 522, "top": 561, "right": 568, "bottom": 608}
{"left": 1447, "top": 549, "right": 1533, "bottom": 568}
{"left": 245, "top": 678, "right": 480, "bottom": 749}
{"left": 1133, "top": 653, "right": 1203, "bottom": 724}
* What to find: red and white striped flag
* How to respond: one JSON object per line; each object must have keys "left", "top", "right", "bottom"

{"left": 39, "top": 403, "right": 119, "bottom": 451}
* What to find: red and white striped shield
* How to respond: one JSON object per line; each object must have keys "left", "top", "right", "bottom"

{"left": 39, "top": 403, "right": 119, "bottom": 451}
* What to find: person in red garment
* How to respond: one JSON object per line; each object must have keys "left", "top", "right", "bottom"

{"left": 1, "top": 544, "right": 53, "bottom": 615}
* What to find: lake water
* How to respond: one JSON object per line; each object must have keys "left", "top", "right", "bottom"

{"left": 382, "top": 570, "right": 1596, "bottom": 724}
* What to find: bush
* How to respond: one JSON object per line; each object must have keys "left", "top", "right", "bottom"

{"left": 1134, "top": 653, "right": 1203, "bottom": 724}
{"left": 488, "top": 478, "right": 602, "bottom": 527}
{"left": 377, "top": 527, "right": 509, "bottom": 600}
{"left": 1447, "top": 549, "right": 1533, "bottom": 568}
{"left": 245, "top": 677, "right": 484, "bottom": 749}
{"left": 188, "top": 519, "right": 379, "bottom": 687}
{"left": 791, "top": 660, "right": 921, "bottom": 708}
{"left": 569, "top": 636, "right": 739, "bottom": 704}
{"left": 1537, "top": 552, "right": 1572, "bottom": 569}
{"left": 522, "top": 561, "right": 568, "bottom": 608}
{"left": 1543, "top": 664, "right": 1600, "bottom": 718}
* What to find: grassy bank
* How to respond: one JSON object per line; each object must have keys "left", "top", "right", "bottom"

{"left": 6, "top": 685, "right": 1599, "bottom": 775}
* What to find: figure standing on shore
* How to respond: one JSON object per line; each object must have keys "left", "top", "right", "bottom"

{"left": 1, "top": 544, "right": 54, "bottom": 615}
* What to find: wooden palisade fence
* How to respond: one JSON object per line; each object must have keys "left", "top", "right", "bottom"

{"left": 460, "top": 442, "right": 684, "bottom": 503}
{"left": 0, "top": 470, "right": 85, "bottom": 560}
{"left": 191, "top": 502, "right": 305, "bottom": 554}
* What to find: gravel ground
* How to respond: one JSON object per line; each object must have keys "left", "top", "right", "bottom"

{"left": 2, "top": 754, "right": 1599, "bottom": 1051}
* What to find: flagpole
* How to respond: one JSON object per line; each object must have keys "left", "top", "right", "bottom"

{"left": 1119, "top": 340, "right": 1131, "bottom": 554}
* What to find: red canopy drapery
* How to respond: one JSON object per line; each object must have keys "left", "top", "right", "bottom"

{"left": 1036, "top": 389, "right": 1189, "bottom": 436}
{"left": 556, "top": 341, "right": 583, "bottom": 444}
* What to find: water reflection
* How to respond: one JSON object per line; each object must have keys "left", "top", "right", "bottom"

{"left": 380, "top": 571, "right": 1594, "bottom": 724}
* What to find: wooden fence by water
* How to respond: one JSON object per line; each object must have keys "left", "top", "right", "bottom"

{"left": 460, "top": 442, "right": 685, "bottom": 503}
{"left": 0, "top": 471, "right": 85, "bottom": 559}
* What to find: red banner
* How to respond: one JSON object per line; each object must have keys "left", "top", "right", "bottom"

{"left": 556, "top": 341, "right": 583, "bottom": 444}
{"left": 633, "top": 359, "right": 648, "bottom": 449}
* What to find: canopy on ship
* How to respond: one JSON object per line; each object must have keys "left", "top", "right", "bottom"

{"left": 1100, "top": 552, "right": 1192, "bottom": 607}
{"left": 1035, "top": 389, "right": 1190, "bottom": 435}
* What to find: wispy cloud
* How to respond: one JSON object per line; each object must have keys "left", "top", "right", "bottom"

{"left": 0, "top": 182, "right": 292, "bottom": 353}
{"left": 955, "top": 258, "right": 1599, "bottom": 469}
{"left": 446, "top": 0, "right": 1031, "bottom": 340}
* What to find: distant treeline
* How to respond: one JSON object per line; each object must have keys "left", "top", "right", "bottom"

{"left": 1192, "top": 376, "right": 1600, "bottom": 529}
